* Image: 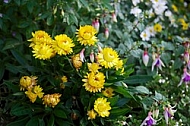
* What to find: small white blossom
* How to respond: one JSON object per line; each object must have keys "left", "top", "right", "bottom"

{"left": 130, "top": 6, "right": 142, "bottom": 17}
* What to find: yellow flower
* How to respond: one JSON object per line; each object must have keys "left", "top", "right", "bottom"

{"left": 82, "top": 72, "right": 105, "bottom": 93}
{"left": 32, "top": 44, "right": 54, "bottom": 60}
{"left": 97, "top": 47, "right": 119, "bottom": 69}
{"left": 42, "top": 93, "right": 62, "bottom": 108}
{"left": 182, "top": 22, "right": 189, "bottom": 30}
{"left": 115, "top": 60, "right": 123, "bottom": 70}
{"left": 178, "top": 18, "right": 185, "bottom": 24}
{"left": 94, "top": 97, "right": 111, "bottom": 117}
{"left": 76, "top": 25, "right": 98, "bottom": 46}
{"left": 102, "top": 87, "right": 114, "bottom": 98}
{"left": 28, "top": 30, "right": 53, "bottom": 48}
{"left": 20, "top": 76, "right": 37, "bottom": 91}
{"left": 25, "top": 90, "right": 37, "bottom": 103}
{"left": 87, "top": 63, "right": 101, "bottom": 73}
{"left": 72, "top": 54, "right": 83, "bottom": 70}
{"left": 61, "top": 76, "right": 68, "bottom": 83}
{"left": 33, "top": 85, "right": 44, "bottom": 98}
{"left": 172, "top": 4, "right": 178, "bottom": 12}
{"left": 154, "top": 23, "right": 162, "bottom": 32}
{"left": 53, "top": 34, "right": 75, "bottom": 55}
{"left": 87, "top": 109, "right": 97, "bottom": 120}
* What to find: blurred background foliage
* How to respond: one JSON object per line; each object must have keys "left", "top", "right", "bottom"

{"left": 0, "top": 0, "right": 190, "bottom": 125}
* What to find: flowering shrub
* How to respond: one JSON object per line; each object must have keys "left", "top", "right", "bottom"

{"left": 1, "top": 0, "right": 190, "bottom": 125}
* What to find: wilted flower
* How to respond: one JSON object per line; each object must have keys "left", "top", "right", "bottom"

{"left": 163, "top": 104, "right": 177, "bottom": 125}
{"left": 20, "top": 76, "right": 37, "bottom": 91}
{"left": 152, "top": 54, "right": 165, "bottom": 71}
{"left": 72, "top": 54, "right": 83, "bottom": 70}
{"left": 142, "top": 50, "right": 149, "bottom": 66}
{"left": 42, "top": 93, "right": 62, "bottom": 108}
{"left": 102, "top": 87, "right": 114, "bottom": 98}
{"left": 184, "top": 51, "right": 189, "bottom": 63}
{"left": 140, "top": 112, "right": 157, "bottom": 126}
{"left": 94, "top": 97, "right": 111, "bottom": 117}
{"left": 87, "top": 109, "right": 97, "bottom": 120}
{"left": 178, "top": 68, "right": 190, "bottom": 86}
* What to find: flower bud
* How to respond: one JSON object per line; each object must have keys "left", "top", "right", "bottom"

{"left": 105, "top": 28, "right": 109, "bottom": 39}
{"left": 112, "top": 13, "right": 117, "bottom": 22}
{"left": 184, "top": 51, "right": 189, "bottom": 63}
{"left": 72, "top": 54, "right": 82, "bottom": 70}
{"left": 80, "top": 48, "right": 85, "bottom": 62}
{"left": 142, "top": 50, "right": 149, "bottom": 66}
{"left": 90, "top": 51, "right": 95, "bottom": 63}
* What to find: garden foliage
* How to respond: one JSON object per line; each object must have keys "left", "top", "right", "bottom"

{"left": 0, "top": 0, "right": 190, "bottom": 126}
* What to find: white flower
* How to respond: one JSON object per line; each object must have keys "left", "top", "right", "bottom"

{"left": 140, "top": 31, "right": 150, "bottom": 41}
{"left": 153, "top": 4, "right": 168, "bottom": 15}
{"left": 165, "top": 10, "right": 172, "bottom": 17}
{"left": 130, "top": 6, "right": 142, "bottom": 17}
{"left": 132, "top": 0, "right": 140, "bottom": 6}
{"left": 145, "top": 26, "right": 156, "bottom": 37}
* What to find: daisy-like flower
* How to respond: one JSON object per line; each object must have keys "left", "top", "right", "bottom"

{"left": 76, "top": 25, "right": 98, "bottom": 46}
{"left": 20, "top": 76, "right": 37, "bottom": 91}
{"left": 140, "top": 30, "right": 151, "bottom": 41}
{"left": 33, "top": 85, "right": 44, "bottom": 98}
{"left": 152, "top": 54, "right": 165, "bottom": 71}
{"left": 97, "top": 47, "right": 119, "bottom": 69}
{"left": 140, "top": 112, "right": 157, "bottom": 126}
{"left": 32, "top": 43, "right": 54, "bottom": 60}
{"left": 25, "top": 90, "right": 37, "bottom": 103}
{"left": 130, "top": 6, "right": 142, "bottom": 17}
{"left": 115, "top": 60, "right": 124, "bottom": 71}
{"left": 87, "top": 109, "right": 97, "bottom": 120}
{"left": 53, "top": 34, "right": 75, "bottom": 56}
{"left": 132, "top": 0, "right": 140, "bottom": 6}
{"left": 28, "top": 30, "right": 53, "bottom": 48}
{"left": 163, "top": 104, "right": 177, "bottom": 125}
{"left": 146, "top": 26, "right": 156, "bottom": 37}
{"left": 102, "top": 87, "right": 114, "bottom": 98}
{"left": 154, "top": 23, "right": 162, "bottom": 32}
{"left": 42, "top": 93, "right": 62, "bottom": 108}
{"left": 94, "top": 97, "right": 111, "bottom": 117}
{"left": 82, "top": 72, "right": 105, "bottom": 93}
{"left": 178, "top": 68, "right": 190, "bottom": 86}
{"left": 87, "top": 63, "right": 101, "bottom": 73}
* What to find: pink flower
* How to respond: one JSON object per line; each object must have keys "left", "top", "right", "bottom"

{"left": 140, "top": 112, "right": 156, "bottom": 126}
{"left": 178, "top": 68, "right": 190, "bottom": 86}
{"left": 152, "top": 55, "right": 165, "bottom": 71}
{"left": 112, "top": 13, "right": 117, "bottom": 22}
{"left": 105, "top": 28, "right": 109, "bottom": 39}
{"left": 184, "top": 51, "right": 189, "bottom": 63}
{"left": 163, "top": 104, "right": 176, "bottom": 125}
{"left": 92, "top": 19, "right": 100, "bottom": 32}
{"left": 90, "top": 51, "right": 94, "bottom": 63}
{"left": 79, "top": 48, "right": 85, "bottom": 62}
{"left": 142, "top": 50, "right": 149, "bottom": 66}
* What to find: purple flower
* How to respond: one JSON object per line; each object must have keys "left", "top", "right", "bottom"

{"left": 178, "top": 68, "right": 190, "bottom": 86}
{"left": 163, "top": 104, "right": 176, "bottom": 125}
{"left": 4, "top": 0, "right": 9, "bottom": 3}
{"left": 152, "top": 55, "right": 165, "bottom": 71}
{"left": 141, "top": 112, "right": 156, "bottom": 126}
{"left": 142, "top": 50, "right": 149, "bottom": 66}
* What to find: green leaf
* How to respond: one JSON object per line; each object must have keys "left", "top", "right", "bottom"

{"left": 0, "top": 61, "right": 5, "bottom": 80}
{"left": 110, "top": 107, "right": 131, "bottom": 117}
{"left": 123, "top": 75, "right": 153, "bottom": 84}
{"left": 47, "top": 114, "right": 54, "bottom": 126}
{"left": 108, "top": 95, "right": 119, "bottom": 106}
{"left": 7, "top": 117, "right": 29, "bottom": 126}
{"left": 53, "top": 108, "right": 67, "bottom": 119}
{"left": 38, "top": 119, "right": 45, "bottom": 126}
{"left": 27, "top": 1, "right": 34, "bottom": 13}
{"left": 11, "top": 49, "right": 28, "bottom": 66}
{"left": 79, "top": 0, "right": 89, "bottom": 8}
{"left": 47, "top": 15, "right": 54, "bottom": 26}
{"left": 11, "top": 106, "right": 32, "bottom": 116}
{"left": 135, "top": 86, "right": 150, "bottom": 94}
{"left": 3, "top": 39, "right": 23, "bottom": 50}
{"left": 173, "top": 58, "right": 183, "bottom": 69}
{"left": 114, "top": 86, "right": 134, "bottom": 99}
{"left": 17, "top": 20, "right": 30, "bottom": 28}
{"left": 14, "top": 0, "right": 21, "bottom": 6}
{"left": 26, "top": 117, "right": 39, "bottom": 126}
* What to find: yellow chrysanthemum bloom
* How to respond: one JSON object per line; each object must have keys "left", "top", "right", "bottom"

{"left": 42, "top": 93, "right": 62, "bottom": 108}
{"left": 102, "top": 87, "right": 114, "bottom": 98}
{"left": 94, "top": 97, "right": 111, "bottom": 117}
{"left": 61, "top": 76, "right": 68, "bottom": 83}
{"left": 76, "top": 25, "right": 98, "bottom": 46}
{"left": 82, "top": 72, "right": 105, "bottom": 93}
{"left": 87, "top": 109, "right": 97, "bottom": 120}
{"left": 20, "top": 76, "right": 37, "bottom": 91}
{"left": 154, "top": 23, "right": 162, "bottom": 32}
{"left": 97, "top": 47, "right": 119, "bottom": 69}
{"left": 33, "top": 85, "right": 44, "bottom": 98}
{"left": 172, "top": 4, "right": 178, "bottom": 12}
{"left": 32, "top": 44, "right": 54, "bottom": 60}
{"left": 72, "top": 54, "right": 83, "bottom": 70}
{"left": 28, "top": 30, "right": 53, "bottom": 48}
{"left": 25, "top": 90, "right": 37, "bottom": 103}
{"left": 115, "top": 60, "right": 123, "bottom": 70}
{"left": 53, "top": 34, "right": 75, "bottom": 55}
{"left": 87, "top": 63, "right": 101, "bottom": 73}
{"left": 178, "top": 18, "right": 185, "bottom": 24}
